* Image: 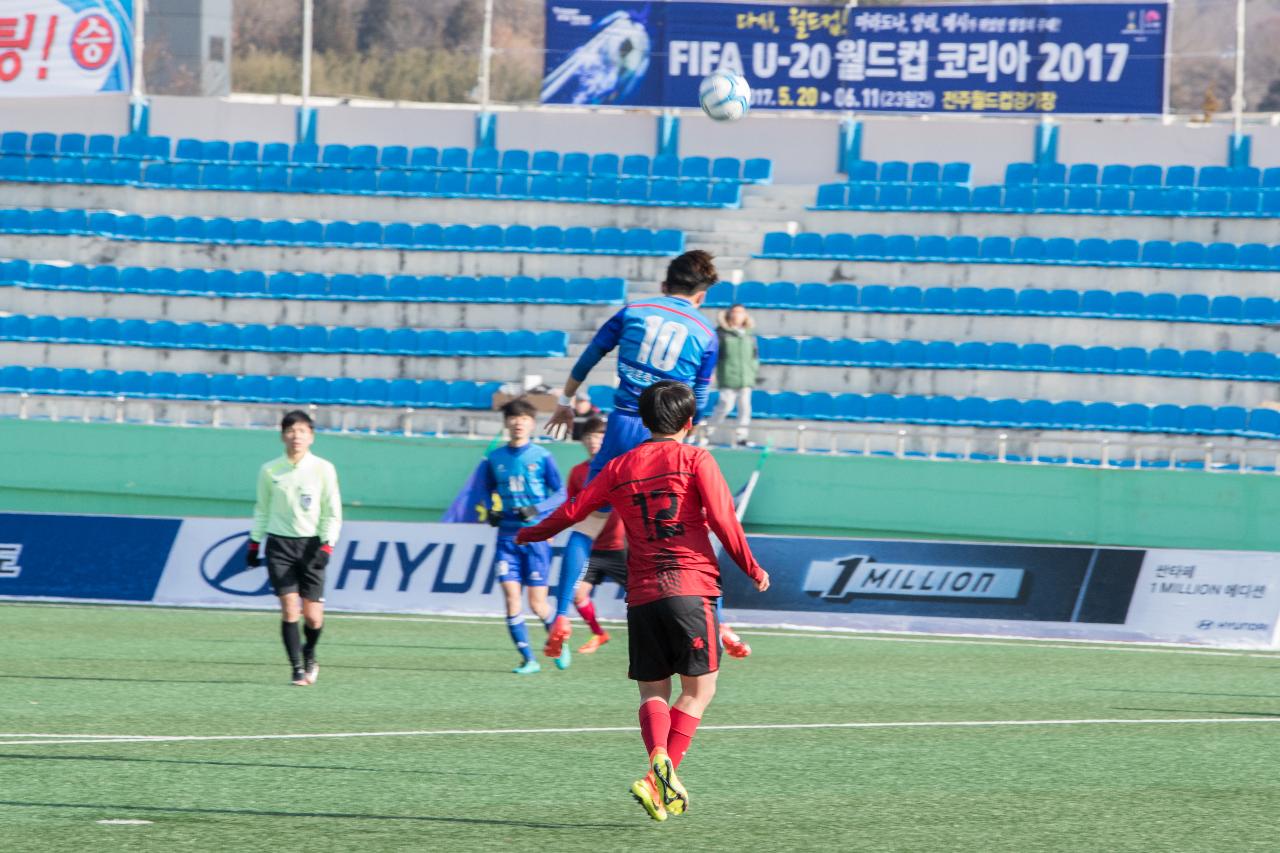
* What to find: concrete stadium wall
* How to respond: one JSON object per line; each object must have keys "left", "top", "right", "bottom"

{"left": 3, "top": 419, "right": 1280, "bottom": 551}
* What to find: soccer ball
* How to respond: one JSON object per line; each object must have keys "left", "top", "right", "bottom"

{"left": 699, "top": 72, "right": 751, "bottom": 122}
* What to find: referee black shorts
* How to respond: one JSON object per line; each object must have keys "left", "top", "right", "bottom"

{"left": 582, "top": 549, "right": 628, "bottom": 589}
{"left": 265, "top": 535, "right": 326, "bottom": 602}
{"left": 627, "top": 595, "right": 720, "bottom": 682}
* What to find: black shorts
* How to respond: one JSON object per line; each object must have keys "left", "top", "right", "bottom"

{"left": 266, "top": 535, "right": 326, "bottom": 601}
{"left": 627, "top": 595, "right": 720, "bottom": 682}
{"left": 582, "top": 549, "right": 628, "bottom": 588}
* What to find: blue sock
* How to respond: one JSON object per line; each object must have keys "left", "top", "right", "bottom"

{"left": 555, "top": 531, "right": 593, "bottom": 618}
{"left": 507, "top": 615, "right": 533, "bottom": 661}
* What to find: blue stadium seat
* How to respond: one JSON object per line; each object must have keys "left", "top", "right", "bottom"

{"left": 621, "top": 154, "right": 650, "bottom": 177}
{"left": 379, "top": 145, "right": 408, "bottom": 168}
{"left": 712, "top": 157, "right": 741, "bottom": 181}
{"left": 681, "top": 156, "right": 710, "bottom": 180}
{"left": 590, "top": 153, "right": 620, "bottom": 176}
{"left": 1164, "top": 165, "right": 1195, "bottom": 187}
{"left": 1009, "top": 236, "right": 1041, "bottom": 263}
{"left": 1172, "top": 241, "right": 1207, "bottom": 267}
{"left": 816, "top": 183, "right": 845, "bottom": 207}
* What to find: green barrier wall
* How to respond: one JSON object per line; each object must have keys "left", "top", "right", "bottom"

{"left": 2, "top": 420, "right": 1278, "bottom": 550}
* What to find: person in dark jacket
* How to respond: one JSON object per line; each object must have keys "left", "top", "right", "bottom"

{"left": 709, "top": 304, "right": 759, "bottom": 446}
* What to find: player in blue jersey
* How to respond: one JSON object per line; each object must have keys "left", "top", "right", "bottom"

{"left": 542, "top": 251, "right": 721, "bottom": 657}
{"left": 486, "top": 398, "right": 568, "bottom": 674}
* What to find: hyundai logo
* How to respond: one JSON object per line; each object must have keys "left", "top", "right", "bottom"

{"left": 200, "top": 531, "right": 273, "bottom": 597}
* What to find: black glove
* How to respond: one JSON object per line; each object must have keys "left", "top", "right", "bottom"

{"left": 313, "top": 545, "right": 332, "bottom": 570}
{"left": 516, "top": 505, "right": 539, "bottom": 521}
{"left": 486, "top": 509, "right": 503, "bottom": 527}
{"left": 246, "top": 540, "right": 262, "bottom": 568}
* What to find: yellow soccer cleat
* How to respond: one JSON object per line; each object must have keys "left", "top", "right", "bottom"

{"left": 578, "top": 632, "right": 610, "bottom": 654}
{"left": 650, "top": 750, "right": 689, "bottom": 816}
{"left": 629, "top": 773, "right": 668, "bottom": 822}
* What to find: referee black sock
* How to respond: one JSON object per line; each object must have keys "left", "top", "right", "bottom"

{"left": 281, "top": 620, "right": 303, "bottom": 669}
{"left": 303, "top": 625, "right": 322, "bottom": 660}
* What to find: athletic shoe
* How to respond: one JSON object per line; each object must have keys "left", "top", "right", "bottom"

{"left": 291, "top": 668, "right": 309, "bottom": 686}
{"left": 512, "top": 659, "right": 541, "bottom": 675}
{"left": 650, "top": 750, "right": 689, "bottom": 816}
{"left": 629, "top": 773, "right": 668, "bottom": 822}
{"left": 721, "top": 625, "right": 752, "bottom": 659}
{"left": 543, "top": 614, "right": 572, "bottom": 658}
{"left": 555, "top": 643, "right": 571, "bottom": 670}
{"left": 303, "top": 659, "right": 319, "bottom": 685}
{"left": 578, "top": 632, "right": 610, "bottom": 654}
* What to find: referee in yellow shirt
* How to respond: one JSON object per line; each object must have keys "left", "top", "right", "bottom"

{"left": 247, "top": 410, "right": 342, "bottom": 686}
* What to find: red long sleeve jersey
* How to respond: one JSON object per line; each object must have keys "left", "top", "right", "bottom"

{"left": 521, "top": 440, "right": 765, "bottom": 607}
{"left": 567, "top": 461, "right": 626, "bottom": 551}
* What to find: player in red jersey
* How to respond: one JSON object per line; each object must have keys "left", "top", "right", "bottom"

{"left": 518, "top": 381, "right": 769, "bottom": 821}
{"left": 567, "top": 416, "right": 627, "bottom": 653}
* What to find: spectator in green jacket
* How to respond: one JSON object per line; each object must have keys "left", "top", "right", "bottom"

{"left": 710, "top": 304, "right": 759, "bottom": 446}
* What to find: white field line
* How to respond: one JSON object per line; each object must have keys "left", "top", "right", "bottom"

{"left": 4, "top": 716, "right": 1280, "bottom": 748}
{"left": 5, "top": 601, "right": 1279, "bottom": 659}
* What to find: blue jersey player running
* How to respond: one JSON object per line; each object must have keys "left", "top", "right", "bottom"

{"left": 486, "top": 398, "right": 568, "bottom": 674}
{"left": 543, "top": 251, "right": 721, "bottom": 658}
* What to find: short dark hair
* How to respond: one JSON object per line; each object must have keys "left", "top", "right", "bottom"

{"left": 281, "top": 410, "right": 314, "bottom": 432}
{"left": 663, "top": 250, "right": 718, "bottom": 295}
{"left": 500, "top": 398, "right": 538, "bottom": 420}
{"left": 579, "top": 416, "right": 607, "bottom": 437}
{"left": 639, "top": 381, "right": 696, "bottom": 435}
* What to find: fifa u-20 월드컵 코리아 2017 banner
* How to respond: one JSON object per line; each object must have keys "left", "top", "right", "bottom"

{"left": 0, "top": 0, "right": 132, "bottom": 97}
{"left": 542, "top": 2, "right": 1168, "bottom": 115}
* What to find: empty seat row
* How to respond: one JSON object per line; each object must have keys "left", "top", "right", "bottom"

{"left": 1, "top": 261, "right": 627, "bottom": 305}
{"left": 814, "top": 181, "right": 1280, "bottom": 218}
{"left": 0, "top": 133, "right": 773, "bottom": 182}
{"left": 0, "top": 365, "right": 503, "bottom": 409}
{"left": 0, "top": 314, "right": 567, "bottom": 358}
{"left": 845, "top": 160, "right": 972, "bottom": 185}
{"left": 703, "top": 281, "right": 1278, "bottom": 325}
{"left": 1005, "top": 162, "right": 1280, "bottom": 190}
{"left": 760, "top": 231, "right": 1280, "bottom": 271}
{"left": 0, "top": 156, "right": 743, "bottom": 208}
{"left": 758, "top": 336, "right": 1280, "bottom": 382}
{"left": 587, "top": 385, "right": 1280, "bottom": 438}
{"left": 0, "top": 208, "right": 685, "bottom": 256}
{"left": 142, "top": 162, "right": 741, "bottom": 207}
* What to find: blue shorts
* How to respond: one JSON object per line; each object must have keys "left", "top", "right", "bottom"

{"left": 493, "top": 534, "right": 551, "bottom": 586}
{"left": 588, "top": 409, "right": 651, "bottom": 482}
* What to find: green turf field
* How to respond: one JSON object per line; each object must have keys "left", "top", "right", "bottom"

{"left": 2, "top": 602, "right": 1277, "bottom": 852}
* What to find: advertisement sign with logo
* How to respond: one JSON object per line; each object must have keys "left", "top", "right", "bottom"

{"left": 543, "top": 2, "right": 1168, "bottom": 114}
{"left": 717, "top": 536, "right": 1280, "bottom": 647}
{"left": 1124, "top": 550, "right": 1280, "bottom": 646}
{"left": 0, "top": 512, "right": 179, "bottom": 600}
{"left": 152, "top": 518, "right": 628, "bottom": 619}
{"left": 0, "top": 0, "right": 133, "bottom": 97}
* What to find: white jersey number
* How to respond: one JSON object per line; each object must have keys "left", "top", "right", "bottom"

{"left": 636, "top": 316, "right": 689, "bottom": 373}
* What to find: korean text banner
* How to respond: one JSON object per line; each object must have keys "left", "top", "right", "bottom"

{"left": 0, "top": 0, "right": 133, "bottom": 97}
{"left": 543, "top": 2, "right": 1168, "bottom": 115}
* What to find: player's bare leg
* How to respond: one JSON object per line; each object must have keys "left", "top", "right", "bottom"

{"left": 277, "top": 592, "right": 308, "bottom": 685}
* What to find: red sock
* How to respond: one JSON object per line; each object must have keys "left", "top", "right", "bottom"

{"left": 638, "top": 698, "right": 670, "bottom": 758}
{"left": 668, "top": 708, "right": 701, "bottom": 769}
{"left": 576, "top": 598, "right": 603, "bottom": 636}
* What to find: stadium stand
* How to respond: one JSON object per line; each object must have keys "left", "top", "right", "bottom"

{"left": 813, "top": 160, "right": 1280, "bottom": 218}
{"left": 0, "top": 135, "right": 776, "bottom": 208}
{"left": 3, "top": 122, "right": 1279, "bottom": 468}
{"left": 1, "top": 261, "right": 627, "bottom": 304}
